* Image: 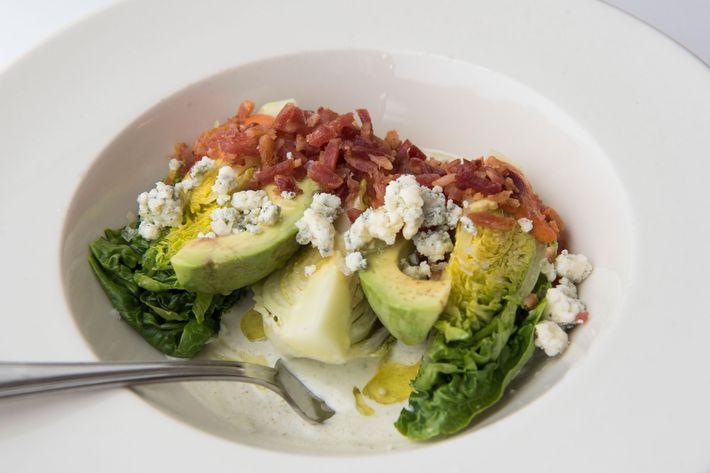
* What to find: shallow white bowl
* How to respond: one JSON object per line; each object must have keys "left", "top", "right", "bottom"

{"left": 0, "top": 0, "right": 708, "bottom": 471}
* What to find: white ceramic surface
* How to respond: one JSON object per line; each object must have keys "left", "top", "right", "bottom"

{"left": 0, "top": 0, "right": 708, "bottom": 471}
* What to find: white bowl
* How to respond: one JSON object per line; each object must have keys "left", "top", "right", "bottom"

{"left": 1, "top": 0, "right": 708, "bottom": 471}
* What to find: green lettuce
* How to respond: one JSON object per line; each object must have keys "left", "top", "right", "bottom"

{"left": 88, "top": 227, "right": 242, "bottom": 358}
{"left": 396, "top": 224, "right": 548, "bottom": 440}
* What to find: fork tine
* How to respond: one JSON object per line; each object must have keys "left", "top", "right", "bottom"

{"left": 274, "top": 359, "right": 335, "bottom": 424}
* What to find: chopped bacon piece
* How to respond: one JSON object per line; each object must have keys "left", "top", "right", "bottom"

{"left": 347, "top": 208, "right": 364, "bottom": 223}
{"left": 523, "top": 293, "right": 539, "bottom": 310}
{"left": 193, "top": 122, "right": 260, "bottom": 161}
{"left": 273, "top": 103, "right": 307, "bottom": 134}
{"left": 575, "top": 311, "right": 589, "bottom": 323}
{"left": 357, "top": 108, "right": 373, "bottom": 139}
{"left": 384, "top": 129, "right": 401, "bottom": 151}
{"left": 274, "top": 174, "right": 302, "bottom": 195}
{"left": 329, "top": 112, "right": 355, "bottom": 132}
{"left": 344, "top": 151, "right": 380, "bottom": 175}
{"left": 237, "top": 100, "right": 255, "bottom": 121}
{"left": 369, "top": 154, "right": 393, "bottom": 170}
{"left": 415, "top": 173, "right": 442, "bottom": 187}
{"left": 254, "top": 159, "right": 296, "bottom": 185}
{"left": 317, "top": 107, "right": 338, "bottom": 123}
{"left": 468, "top": 211, "right": 516, "bottom": 231}
{"left": 307, "top": 124, "right": 338, "bottom": 147}
{"left": 305, "top": 110, "right": 320, "bottom": 128}
{"left": 409, "top": 158, "right": 446, "bottom": 176}
{"left": 294, "top": 134, "right": 306, "bottom": 152}
{"left": 369, "top": 172, "right": 388, "bottom": 208}
{"left": 443, "top": 183, "right": 466, "bottom": 203}
{"left": 320, "top": 139, "right": 340, "bottom": 170}
{"left": 308, "top": 162, "right": 344, "bottom": 191}
{"left": 455, "top": 171, "right": 502, "bottom": 195}
{"left": 407, "top": 143, "right": 428, "bottom": 160}
{"left": 243, "top": 114, "right": 274, "bottom": 127}
{"left": 432, "top": 173, "right": 456, "bottom": 187}
{"left": 258, "top": 134, "right": 275, "bottom": 167}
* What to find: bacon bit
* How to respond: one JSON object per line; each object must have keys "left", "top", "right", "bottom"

{"left": 347, "top": 208, "right": 364, "bottom": 223}
{"left": 455, "top": 171, "right": 502, "bottom": 195}
{"left": 357, "top": 108, "right": 373, "bottom": 139}
{"left": 329, "top": 112, "right": 355, "bottom": 132}
{"left": 369, "top": 154, "right": 393, "bottom": 170}
{"left": 415, "top": 173, "right": 442, "bottom": 187}
{"left": 488, "top": 190, "right": 514, "bottom": 204}
{"left": 344, "top": 152, "right": 380, "bottom": 175}
{"left": 273, "top": 174, "right": 302, "bottom": 195}
{"left": 320, "top": 139, "right": 341, "bottom": 171}
{"left": 409, "top": 158, "right": 446, "bottom": 176}
{"left": 575, "top": 311, "right": 589, "bottom": 323}
{"left": 468, "top": 211, "right": 516, "bottom": 231}
{"left": 443, "top": 183, "right": 466, "bottom": 203}
{"left": 273, "top": 103, "right": 307, "bottom": 134}
{"left": 254, "top": 159, "right": 296, "bottom": 185}
{"left": 258, "top": 134, "right": 275, "bottom": 167}
{"left": 306, "top": 124, "right": 338, "bottom": 147}
{"left": 237, "top": 100, "right": 255, "bottom": 121}
{"left": 192, "top": 122, "right": 260, "bottom": 161}
{"left": 407, "top": 143, "right": 428, "bottom": 160}
{"left": 305, "top": 110, "right": 320, "bottom": 128}
{"left": 308, "top": 162, "right": 344, "bottom": 191}
{"left": 384, "top": 130, "right": 401, "bottom": 151}
{"left": 295, "top": 134, "right": 307, "bottom": 152}
{"left": 243, "top": 114, "right": 274, "bottom": 127}
{"left": 485, "top": 168, "right": 506, "bottom": 185}
{"left": 432, "top": 173, "right": 456, "bottom": 187}
{"left": 523, "top": 293, "right": 539, "bottom": 310}
{"left": 292, "top": 165, "right": 307, "bottom": 181}
{"left": 366, "top": 173, "right": 388, "bottom": 208}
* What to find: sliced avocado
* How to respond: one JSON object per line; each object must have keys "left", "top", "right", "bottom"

{"left": 359, "top": 239, "right": 451, "bottom": 345}
{"left": 170, "top": 179, "right": 319, "bottom": 294}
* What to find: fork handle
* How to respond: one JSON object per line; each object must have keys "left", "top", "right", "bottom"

{"left": 0, "top": 361, "right": 278, "bottom": 398}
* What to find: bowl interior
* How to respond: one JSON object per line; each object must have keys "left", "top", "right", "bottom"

{"left": 61, "top": 49, "right": 633, "bottom": 454}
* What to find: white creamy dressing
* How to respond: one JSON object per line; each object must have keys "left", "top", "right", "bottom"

{"left": 184, "top": 297, "right": 425, "bottom": 451}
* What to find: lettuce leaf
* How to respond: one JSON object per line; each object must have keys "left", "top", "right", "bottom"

{"left": 395, "top": 292, "right": 547, "bottom": 439}
{"left": 89, "top": 227, "right": 242, "bottom": 358}
{"left": 395, "top": 223, "right": 549, "bottom": 440}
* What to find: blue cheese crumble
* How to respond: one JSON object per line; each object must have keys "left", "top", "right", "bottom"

{"left": 210, "top": 189, "right": 281, "bottom": 236}
{"left": 342, "top": 251, "right": 367, "bottom": 276}
{"left": 295, "top": 193, "right": 341, "bottom": 256}
{"left": 136, "top": 182, "right": 184, "bottom": 240}
{"left": 517, "top": 217, "right": 533, "bottom": 233}
{"left": 534, "top": 320, "right": 568, "bottom": 356}
{"left": 211, "top": 165, "right": 238, "bottom": 205}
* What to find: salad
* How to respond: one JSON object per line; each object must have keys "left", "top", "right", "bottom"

{"left": 89, "top": 99, "right": 592, "bottom": 440}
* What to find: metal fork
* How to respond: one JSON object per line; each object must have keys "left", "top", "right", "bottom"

{"left": 0, "top": 359, "right": 335, "bottom": 424}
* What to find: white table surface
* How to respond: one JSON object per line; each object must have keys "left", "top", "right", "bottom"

{"left": 1, "top": 0, "right": 709, "bottom": 71}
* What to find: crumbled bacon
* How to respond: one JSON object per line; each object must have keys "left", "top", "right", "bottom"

{"left": 320, "top": 139, "right": 340, "bottom": 171}
{"left": 369, "top": 154, "right": 393, "bottom": 170}
{"left": 432, "top": 173, "right": 456, "bottom": 188}
{"left": 468, "top": 211, "right": 516, "bottom": 231}
{"left": 274, "top": 174, "right": 302, "bottom": 195}
{"left": 308, "top": 162, "right": 343, "bottom": 191}
{"left": 347, "top": 208, "right": 364, "bottom": 223}
{"left": 384, "top": 130, "right": 401, "bottom": 151}
{"left": 180, "top": 101, "right": 563, "bottom": 244}
{"left": 236, "top": 100, "right": 255, "bottom": 122}
{"left": 273, "top": 103, "right": 307, "bottom": 134}
{"left": 575, "top": 311, "right": 589, "bottom": 323}
{"left": 254, "top": 159, "right": 297, "bottom": 186}
{"left": 258, "top": 134, "right": 275, "bottom": 167}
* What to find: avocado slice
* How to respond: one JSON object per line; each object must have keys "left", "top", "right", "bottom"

{"left": 359, "top": 239, "right": 451, "bottom": 345}
{"left": 170, "top": 178, "right": 319, "bottom": 294}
